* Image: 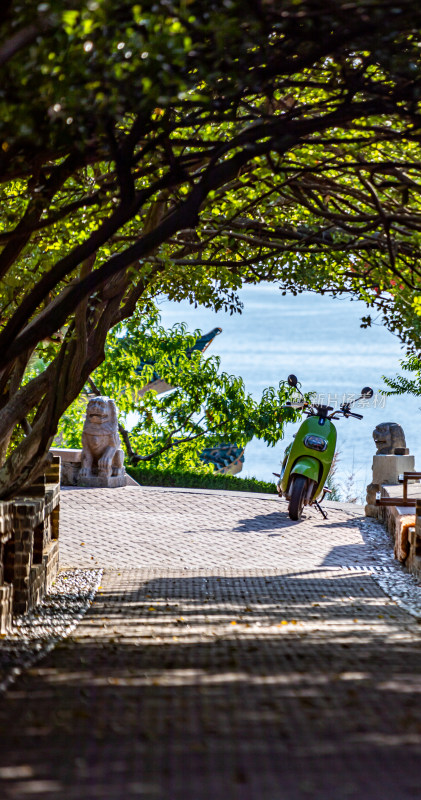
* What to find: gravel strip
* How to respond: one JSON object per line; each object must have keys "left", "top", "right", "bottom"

{"left": 0, "top": 568, "right": 102, "bottom": 694}
{"left": 358, "top": 516, "right": 421, "bottom": 618}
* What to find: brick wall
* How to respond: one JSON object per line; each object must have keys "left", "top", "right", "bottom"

{"left": 0, "top": 457, "right": 61, "bottom": 629}
{"left": 0, "top": 501, "right": 14, "bottom": 634}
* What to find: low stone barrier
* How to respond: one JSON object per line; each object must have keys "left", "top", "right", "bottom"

{"left": 367, "top": 482, "right": 421, "bottom": 578}
{"left": 365, "top": 423, "right": 421, "bottom": 579}
{"left": 407, "top": 502, "right": 421, "bottom": 576}
{"left": 0, "top": 501, "right": 14, "bottom": 634}
{"left": 0, "top": 457, "right": 61, "bottom": 629}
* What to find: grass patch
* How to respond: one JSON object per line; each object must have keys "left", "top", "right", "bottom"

{"left": 126, "top": 465, "right": 277, "bottom": 494}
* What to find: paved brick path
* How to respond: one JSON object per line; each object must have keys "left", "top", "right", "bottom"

{"left": 1, "top": 487, "right": 421, "bottom": 799}
{"left": 59, "top": 486, "right": 376, "bottom": 570}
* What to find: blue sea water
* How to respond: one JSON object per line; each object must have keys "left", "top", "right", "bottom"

{"left": 156, "top": 284, "right": 420, "bottom": 501}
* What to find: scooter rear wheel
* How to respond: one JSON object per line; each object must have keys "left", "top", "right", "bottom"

{"left": 288, "top": 474, "right": 307, "bottom": 521}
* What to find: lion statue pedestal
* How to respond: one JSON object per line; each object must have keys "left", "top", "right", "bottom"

{"left": 365, "top": 422, "right": 415, "bottom": 517}
{"left": 371, "top": 422, "right": 414, "bottom": 486}
{"left": 77, "top": 396, "right": 126, "bottom": 488}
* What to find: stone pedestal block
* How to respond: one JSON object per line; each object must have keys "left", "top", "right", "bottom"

{"left": 50, "top": 449, "right": 81, "bottom": 485}
{"left": 365, "top": 482, "right": 380, "bottom": 518}
{"left": 372, "top": 454, "right": 415, "bottom": 485}
{"left": 77, "top": 474, "right": 127, "bottom": 488}
{"left": 51, "top": 448, "right": 129, "bottom": 488}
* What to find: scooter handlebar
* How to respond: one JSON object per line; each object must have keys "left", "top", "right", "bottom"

{"left": 346, "top": 411, "right": 363, "bottom": 420}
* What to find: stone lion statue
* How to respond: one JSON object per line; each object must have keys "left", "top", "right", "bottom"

{"left": 372, "top": 422, "right": 407, "bottom": 455}
{"left": 79, "top": 397, "right": 125, "bottom": 479}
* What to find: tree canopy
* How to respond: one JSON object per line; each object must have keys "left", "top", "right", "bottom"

{"left": 1, "top": 0, "right": 421, "bottom": 496}
{"left": 55, "top": 308, "right": 303, "bottom": 473}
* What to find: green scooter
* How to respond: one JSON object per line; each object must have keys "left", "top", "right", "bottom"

{"left": 276, "top": 375, "right": 373, "bottom": 521}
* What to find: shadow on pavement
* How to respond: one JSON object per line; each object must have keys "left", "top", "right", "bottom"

{"left": 233, "top": 508, "right": 364, "bottom": 534}
{"left": 1, "top": 571, "right": 421, "bottom": 800}
{"left": 321, "top": 543, "right": 376, "bottom": 567}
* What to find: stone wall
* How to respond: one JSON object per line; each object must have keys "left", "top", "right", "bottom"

{"left": 366, "top": 480, "right": 421, "bottom": 579}
{"left": 405, "top": 501, "right": 421, "bottom": 577}
{"left": 0, "top": 457, "right": 61, "bottom": 630}
{"left": 0, "top": 501, "right": 14, "bottom": 634}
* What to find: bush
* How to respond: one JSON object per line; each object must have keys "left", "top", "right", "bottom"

{"left": 126, "top": 465, "right": 277, "bottom": 494}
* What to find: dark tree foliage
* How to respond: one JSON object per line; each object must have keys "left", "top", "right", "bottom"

{"left": 1, "top": 0, "right": 421, "bottom": 496}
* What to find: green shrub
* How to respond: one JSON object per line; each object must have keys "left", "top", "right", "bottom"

{"left": 126, "top": 465, "right": 277, "bottom": 494}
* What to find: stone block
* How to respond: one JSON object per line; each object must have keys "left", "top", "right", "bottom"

{"left": 408, "top": 527, "right": 418, "bottom": 547}
{"left": 2, "top": 477, "right": 61, "bottom": 617}
{"left": 44, "top": 539, "right": 59, "bottom": 592}
{"left": 33, "top": 520, "right": 49, "bottom": 565}
{"left": 0, "top": 503, "right": 13, "bottom": 594}
{"left": 51, "top": 505, "right": 60, "bottom": 539}
{"left": 405, "top": 526, "right": 421, "bottom": 576}
{"left": 45, "top": 456, "right": 61, "bottom": 484}
{"left": 22, "top": 476, "right": 50, "bottom": 497}
{"left": 12, "top": 564, "right": 31, "bottom": 579}
{"left": 28, "top": 564, "right": 46, "bottom": 611}
{"left": 77, "top": 474, "right": 126, "bottom": 488}
{"left": 50, "top": 449, "right": 82, "bottom": 486}
{"left": 0, "top": 502, "right": 13, "bottom": 540}
{"left": 372, "top": 454, "right": 415, "bottom": 485}
{"left": 51, "top": 446, "right": 130, "bottom": 488}
{"left": 0, "top": 582, "right": 13, "bottom": 634}
{"left": 366, "top": 482, "right": 380, "bottom": 503}
{"left": 14, "top": 501, "right": 38, "bottom": 518}
{"left": 393, "top": 514, "right": 415, "bottom": 562}
{"left": 373, "top": 485, "right": 421, "bottom": 570}
{"left": 14, "top": 552, "right": 31, "bottom": 566}
{"left": 365, "top": 504, "right": 378, "bottom": 518}
{"left": 51, "top": 448, "right": 82, "bottom": 464}
{"left": 365, "top": 482, "right": 381, "bottom": 518}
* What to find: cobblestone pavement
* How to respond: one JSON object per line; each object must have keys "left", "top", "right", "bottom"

{"left": 1, "top": 487, "right": 421, "bottom": 799}
{"left": 59, "top": 486, "right": 374, "bottom": 570}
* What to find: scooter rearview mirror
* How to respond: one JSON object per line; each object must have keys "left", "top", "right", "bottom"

{"left": 288, "top": 374, "right": 298, "bottom": 387}
{"left": 361, "top": 386, "right": 374, "bottom": 399}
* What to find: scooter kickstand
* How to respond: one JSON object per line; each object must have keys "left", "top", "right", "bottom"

{"left": 314, "top": 501, "right": 328, "bottom": 520}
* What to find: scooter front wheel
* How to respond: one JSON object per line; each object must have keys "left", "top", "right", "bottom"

{"left": 288, "top": 474, "right": 307, "bottom": 521}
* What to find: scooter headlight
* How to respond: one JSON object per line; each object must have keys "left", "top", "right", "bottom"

{"left": 304, "top": 434, "right": 328, "bottom": 452}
